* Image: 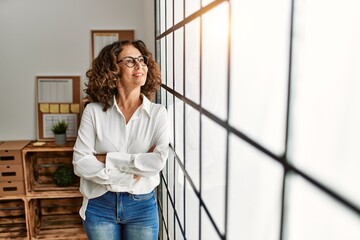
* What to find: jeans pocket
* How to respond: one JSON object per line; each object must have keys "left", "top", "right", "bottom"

{"left": 131, "top": 191, "right": 154, "bottom": 201}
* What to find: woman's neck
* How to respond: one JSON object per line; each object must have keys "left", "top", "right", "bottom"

{"left": 116, "top": 88, "right": 142, "bottom": 110}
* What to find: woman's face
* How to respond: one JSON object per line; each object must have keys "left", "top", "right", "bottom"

{"left": 117, "top": 45, "right": 148, "bottom": 89}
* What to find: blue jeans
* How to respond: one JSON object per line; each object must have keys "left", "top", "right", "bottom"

{"left": 83, "top": 191, "right": 159, "bottom": 240}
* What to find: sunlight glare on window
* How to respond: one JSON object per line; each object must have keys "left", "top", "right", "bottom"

{"left": 229, "top": 0, "right": 290, "bottom": 156}
{"left": 202, "top": 2, "right": 229, "bottom": 121}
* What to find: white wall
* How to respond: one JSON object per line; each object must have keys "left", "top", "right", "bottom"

{"left": 0, "top": 0, "right": 155, "bottom": 141}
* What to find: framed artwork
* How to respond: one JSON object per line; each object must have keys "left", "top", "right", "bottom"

{"left": 91, "top": 30, "right": 134, "bottom": 60}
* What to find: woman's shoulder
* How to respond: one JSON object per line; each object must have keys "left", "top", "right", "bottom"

{"left": 83, "top": 102, "right": 106, "bottom": 114}
{"left": 142, "top": 95, "right": 166, "bottom": 113}
{"left": 148, "top": 103, "right": 168, "bottom": 122}
{"left": 86, "top": 102, "right": 103, "bottom": 109}
{"left": 149, "top": 101, "right": 167, "bottom": 113}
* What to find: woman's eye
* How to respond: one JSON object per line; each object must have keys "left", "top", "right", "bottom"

{"left": 126, "top": 59, "right": 134, "bottom": 64}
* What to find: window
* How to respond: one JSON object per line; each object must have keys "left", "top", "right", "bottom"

{"left": 155, "top": 0, "right": 360, "bottom": 239}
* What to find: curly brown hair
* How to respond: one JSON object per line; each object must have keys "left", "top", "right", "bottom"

{"left": 85, "top": 40, "right": 161, "bottom": 111}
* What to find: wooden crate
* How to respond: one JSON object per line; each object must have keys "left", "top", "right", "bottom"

{"left": 25, "top": 152, "right": 79, "bottom": 192}
{"left": 0, "top": 165, "right": 24, "bottom": 181}
{"left": 0, "top": 150, "right": 22, "bottom": 165}
{"left": 29, "top": 197, "right": 86, "bottom": 239}
{"left": 0, "top": 181, "right": 25, "bottom": 196}
{"left": 0, "top": 140, "right": 30, "bottom": 166}
{"left": 0, "top": 199, "right": 28, "bottom": 239}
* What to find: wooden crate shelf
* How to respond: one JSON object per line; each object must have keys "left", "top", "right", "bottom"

{"left": 0, "top": 198, "right": 28, "bottom": 239}
{"left": 0, "top": 141, "right": 29, "bottom": 200}
{"left": 26, "top": 191, "right": 82, "bottom": 199}
{"left": 24, "top": 151, "right": 79, "bottom": 193}
{"left": 20, "top": 141, "right": 85, "bottom": 239}
{"left": 29, "top": 197, "right": 86, "bottom": 240}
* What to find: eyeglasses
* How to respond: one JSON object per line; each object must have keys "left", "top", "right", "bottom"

{"left": 116, "top": 55, "right": 148, "bottom": 68}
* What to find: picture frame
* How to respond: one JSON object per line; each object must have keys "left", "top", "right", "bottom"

{"left": 91, "top": 30, "right": 134, "bottom": 60}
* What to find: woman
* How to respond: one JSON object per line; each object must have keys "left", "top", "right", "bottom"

{"left": 73, "top": 40, "right": 169, "bottom": 240}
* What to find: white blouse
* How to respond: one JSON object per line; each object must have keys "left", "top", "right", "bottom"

{"left": 73, "top": 94, "right": 169, "bottom": 219}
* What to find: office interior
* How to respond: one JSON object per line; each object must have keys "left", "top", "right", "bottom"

{"left": 1, "top": 0, "right": 360, "bottom": 239}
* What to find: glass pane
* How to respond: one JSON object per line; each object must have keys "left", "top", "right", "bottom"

{"left": 162, "top": 222, "right": 167, "bottom": 240}
{"left": 289, "top": 0, "right": 360, "bottom": 208}
{"left": 167, "top": 91, "right": 174, "bottom": 146}
{"left": 201, "top": 208, "right": 222, "bottom": 240}
{"left": 174, "top": 0, "right": 183, "bottom": 25}
{"left": 228, "top": 134, "right": 283, "bottom": 240}
{"left": 161, "top": 180, "right": 168, "bottom": 224}
{"left": 201, "top": 115, "right": 227, "bottom": 234}
{"left": 155, "top": 0, "right": 160, "bottom": 36}
{"left": 185, "top": 0, "right": 200, "bottom": 17}
{"left": 185, "top": 178, "right": 199, "bottom": 240}
{"left": 155, "top": 39, "right": 161, "bottom": 64}
{"left": 160, "top": 0, "right": 166, "bottom": 33}
{"left": 160, "top": 38, "right": 167, "bottom": 85}
{"left": 176, "top": 217, "right": 185, "bottom": 240}
{"left": 168, "top": 198, "right": 175, "bottom": 240}
{"left": 175, "top": 160, "right": 185, "bottom": 226}
{"left": 161, "top": 87, "right": 166, "bottom": 107}
{"left": 185, "top": 18, "right": 200, "bottom": 104}
{"left": 202, "top": 2, "right": 229, "bottom": 121}
{"left": 166, "top": 0, "right": 173, "bottom": 30}
{"left": 166, "top": 34, "right": 173, "bottom": 89}
{"left": 162, "top": 148, "right": 168, "bottom": 183}
{"left": 168, "top": 147, "right": 175, "bottom": 200}
{"left": 202, "top": 0, "right": 215, "bottom": 7}
{"left": 229, "top": 0, "right": 290, "bottom": 156}
{"left": 174, "top": 27, "right": 184, "bottom": 95}
{"left": 174, "top": 97, "right": 184, "bottom": 163}
{"left": 285, "top": 175, "right": 360, "bottom": 240}
{"left": 185, "top": 103, "right": 200, "bottom": 190}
